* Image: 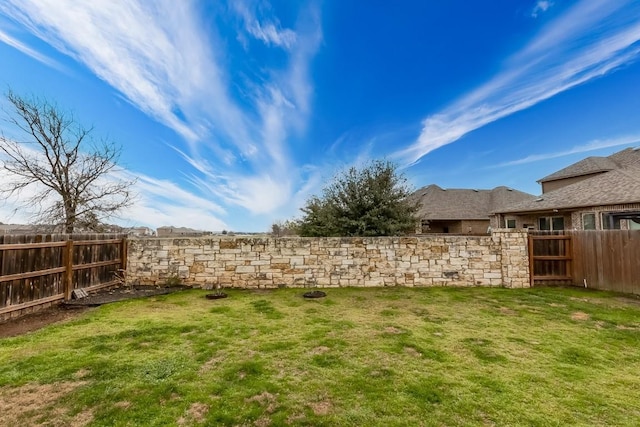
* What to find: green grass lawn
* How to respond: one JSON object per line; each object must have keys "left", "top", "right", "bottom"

{"left": 2, "top": 287, "right": 640, "bottom": 426}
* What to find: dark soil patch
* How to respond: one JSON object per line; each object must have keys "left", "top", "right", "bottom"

{"left": 303, "top": 290, "right": 326, "bottom": 299}
{"left": 1, "top": 285, "right": 190, "bottom": 338}
{"left": 205, "top": 292, "right": 228, "bottom": 299}
{"left": 62, "top": 285, "right": 190, "bottom": 307}
{"left": 0, "top": 305, "right": 92, "bottom": 338}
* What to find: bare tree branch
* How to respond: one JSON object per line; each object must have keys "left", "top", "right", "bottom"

{"left": 0, "top": 90, "right": 136, "bottom": 233}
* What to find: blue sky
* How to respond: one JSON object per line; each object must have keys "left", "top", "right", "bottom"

{"left": 0, "top": 0, "right": 639, "bottom": 232}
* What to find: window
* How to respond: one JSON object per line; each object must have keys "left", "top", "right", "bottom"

{"left": 506, "top": 219, "right": 516, "bottom": 229}
{"left": 601, "top": 212, "right": 640, "bottom": 230}
{"left": 538, "top": 216, "right": 564, "bottom": 231}
{"left": 539, "top": 217, "right": 549, "bottom": 230}
{"left": 582, "top": 213, "right": 596, "bottom": 230}
{"left": 552, "top": 217, "right": 564, "bottom": 230}
{"left": 602, "top": 213, "right": 621, "bottom": 230}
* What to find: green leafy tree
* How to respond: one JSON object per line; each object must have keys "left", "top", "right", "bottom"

{"left": 297, "top": 160, "right": 419, "bottom": 237}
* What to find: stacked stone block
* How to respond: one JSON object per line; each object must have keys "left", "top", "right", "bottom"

{"left": 127, "top": 230, "right": 530, "bottom": 289}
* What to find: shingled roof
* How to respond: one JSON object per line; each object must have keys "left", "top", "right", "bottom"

{"left": 498, "top": 166, "right": 640, "bottom": 214}
{"left": 411, "top": 185, "right": 536, "bottom": 220}
{"left": 538, "top": 147, "right": 640, "bottom": 183}
{"left": 608, "top": 147, "right": 640, "bottom": 168}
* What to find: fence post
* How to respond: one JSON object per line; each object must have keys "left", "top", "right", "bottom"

{"left": 63, "top": 239, "right": 74, "bottom": 300}
{"left": 527, "top": 234, "right": 534, "bottom": 288}
{"left": 120, "top": 237, "right": 128, "bottom": 272}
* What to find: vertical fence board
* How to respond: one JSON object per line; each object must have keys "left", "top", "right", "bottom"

{"left": 0, "top": 235, "right": 3, "bottom": 307}
{"left": 629, "top": 231, "right": 640, "bottom": 292}
{"left": 609, "top": 232, "right": 623, "bottom": 291}
{"left": 64, "top": 239, "right": 74, "bottom": 301}
{"left": 625, "top": 230, "right": 632, "bottom": 292}
{"left": 596, "top": 232, "right": 606, "bottom": 290}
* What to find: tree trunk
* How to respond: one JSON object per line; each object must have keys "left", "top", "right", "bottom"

{"left": 64, "top": 201, "right": 75, "bottom": 234}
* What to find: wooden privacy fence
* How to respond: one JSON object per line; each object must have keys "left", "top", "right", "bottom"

{"left": 0, "top": 234, "right": 127, "bottom": 317}
{"left": 529, "top": 230, "right": 640, "bottom": 294}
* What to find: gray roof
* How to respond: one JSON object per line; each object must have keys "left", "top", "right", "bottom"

{"left": 498, "top": 166, "right": 640, "bottom": 214}
{"left": 538, "top": 147, "right": 640, "bottom": 183}
{"left": 411, "top": 185, "right": 537, "bottom": 220}
{"left": 608, "top": 147, "right": 640, "bottom": 168}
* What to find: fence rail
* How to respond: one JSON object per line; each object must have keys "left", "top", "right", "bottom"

{"left": 0, "top": 234, "right": 127, "bottom": 317}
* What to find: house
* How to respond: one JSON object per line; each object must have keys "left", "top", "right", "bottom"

{"left": 411, "top": 185, "right": 536, "bottom": 234}
{"left": 494, "top": 147, "right": 640, "bottom": 230}
{"left": 127, "top": 226, "right": 154, "bottom": 237}
{"left": 0, "top": 223, "right": 38, "bottom": 235}
{"left": 156, "top": 226, "right": 210, "bottom": 237}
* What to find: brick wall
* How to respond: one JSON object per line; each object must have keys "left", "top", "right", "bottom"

{"left": 570, "top": 204, "right": 640, "bottom": 230}
{"left": 126, "top": 230, "right": 529, "bottom": 289}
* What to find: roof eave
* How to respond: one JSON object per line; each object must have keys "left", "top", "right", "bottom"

{"left": 422, "top": 217, "right": 490, "bottom": 221}
{"left": 496, "top": 200, "right": 640, "bottom": 215}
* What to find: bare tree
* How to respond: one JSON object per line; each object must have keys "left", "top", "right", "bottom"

{"left": 0, "top": 90, "right": 135, "bottom": 233}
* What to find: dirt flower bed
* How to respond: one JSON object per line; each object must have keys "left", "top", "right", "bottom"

{"left": 62, "top": 285, "right": 190, "bottom": 307}
{"left": 0, "top": 285, "right": 189, "bottom": 338}
{"left": 0, "top": 305, "right": 91, "bottom": 338}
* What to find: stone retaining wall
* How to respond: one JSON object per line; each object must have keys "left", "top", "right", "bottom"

{"left": 126, "top": 230, "right": 529, "bottom": 289}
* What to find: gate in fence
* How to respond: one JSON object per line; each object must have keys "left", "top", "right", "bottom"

{"left": 528, "top": 232, "right": 573, "bottom": 287}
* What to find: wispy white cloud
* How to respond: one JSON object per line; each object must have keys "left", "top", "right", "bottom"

{"left": 189, "top": 172, "right": 292, "bottom": 215}
{"left": 175, "top": 2, "right": 322, "bottom": 216}
{"left": 232, "top": 0, "right": 297, "bottom": 49}
{"left": 0, "top": 0, "right": 244, "bottom": 143}
{"left": 0, "top": 0, "right": 323, "bottom": 227}
{"left": 531, "top": 0, "right": 553, "bottom": 18}
{"left": 493, "top": 134, "right": 640, "bottom": 167}
{"left": 0, "top": 26, "right": 62, "bottom": 70}
{"left": 395, "top": 0, "right": 640, "bottom": 165}
{"left": 121, "top": 174, "right": 228, "bottom": 230}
